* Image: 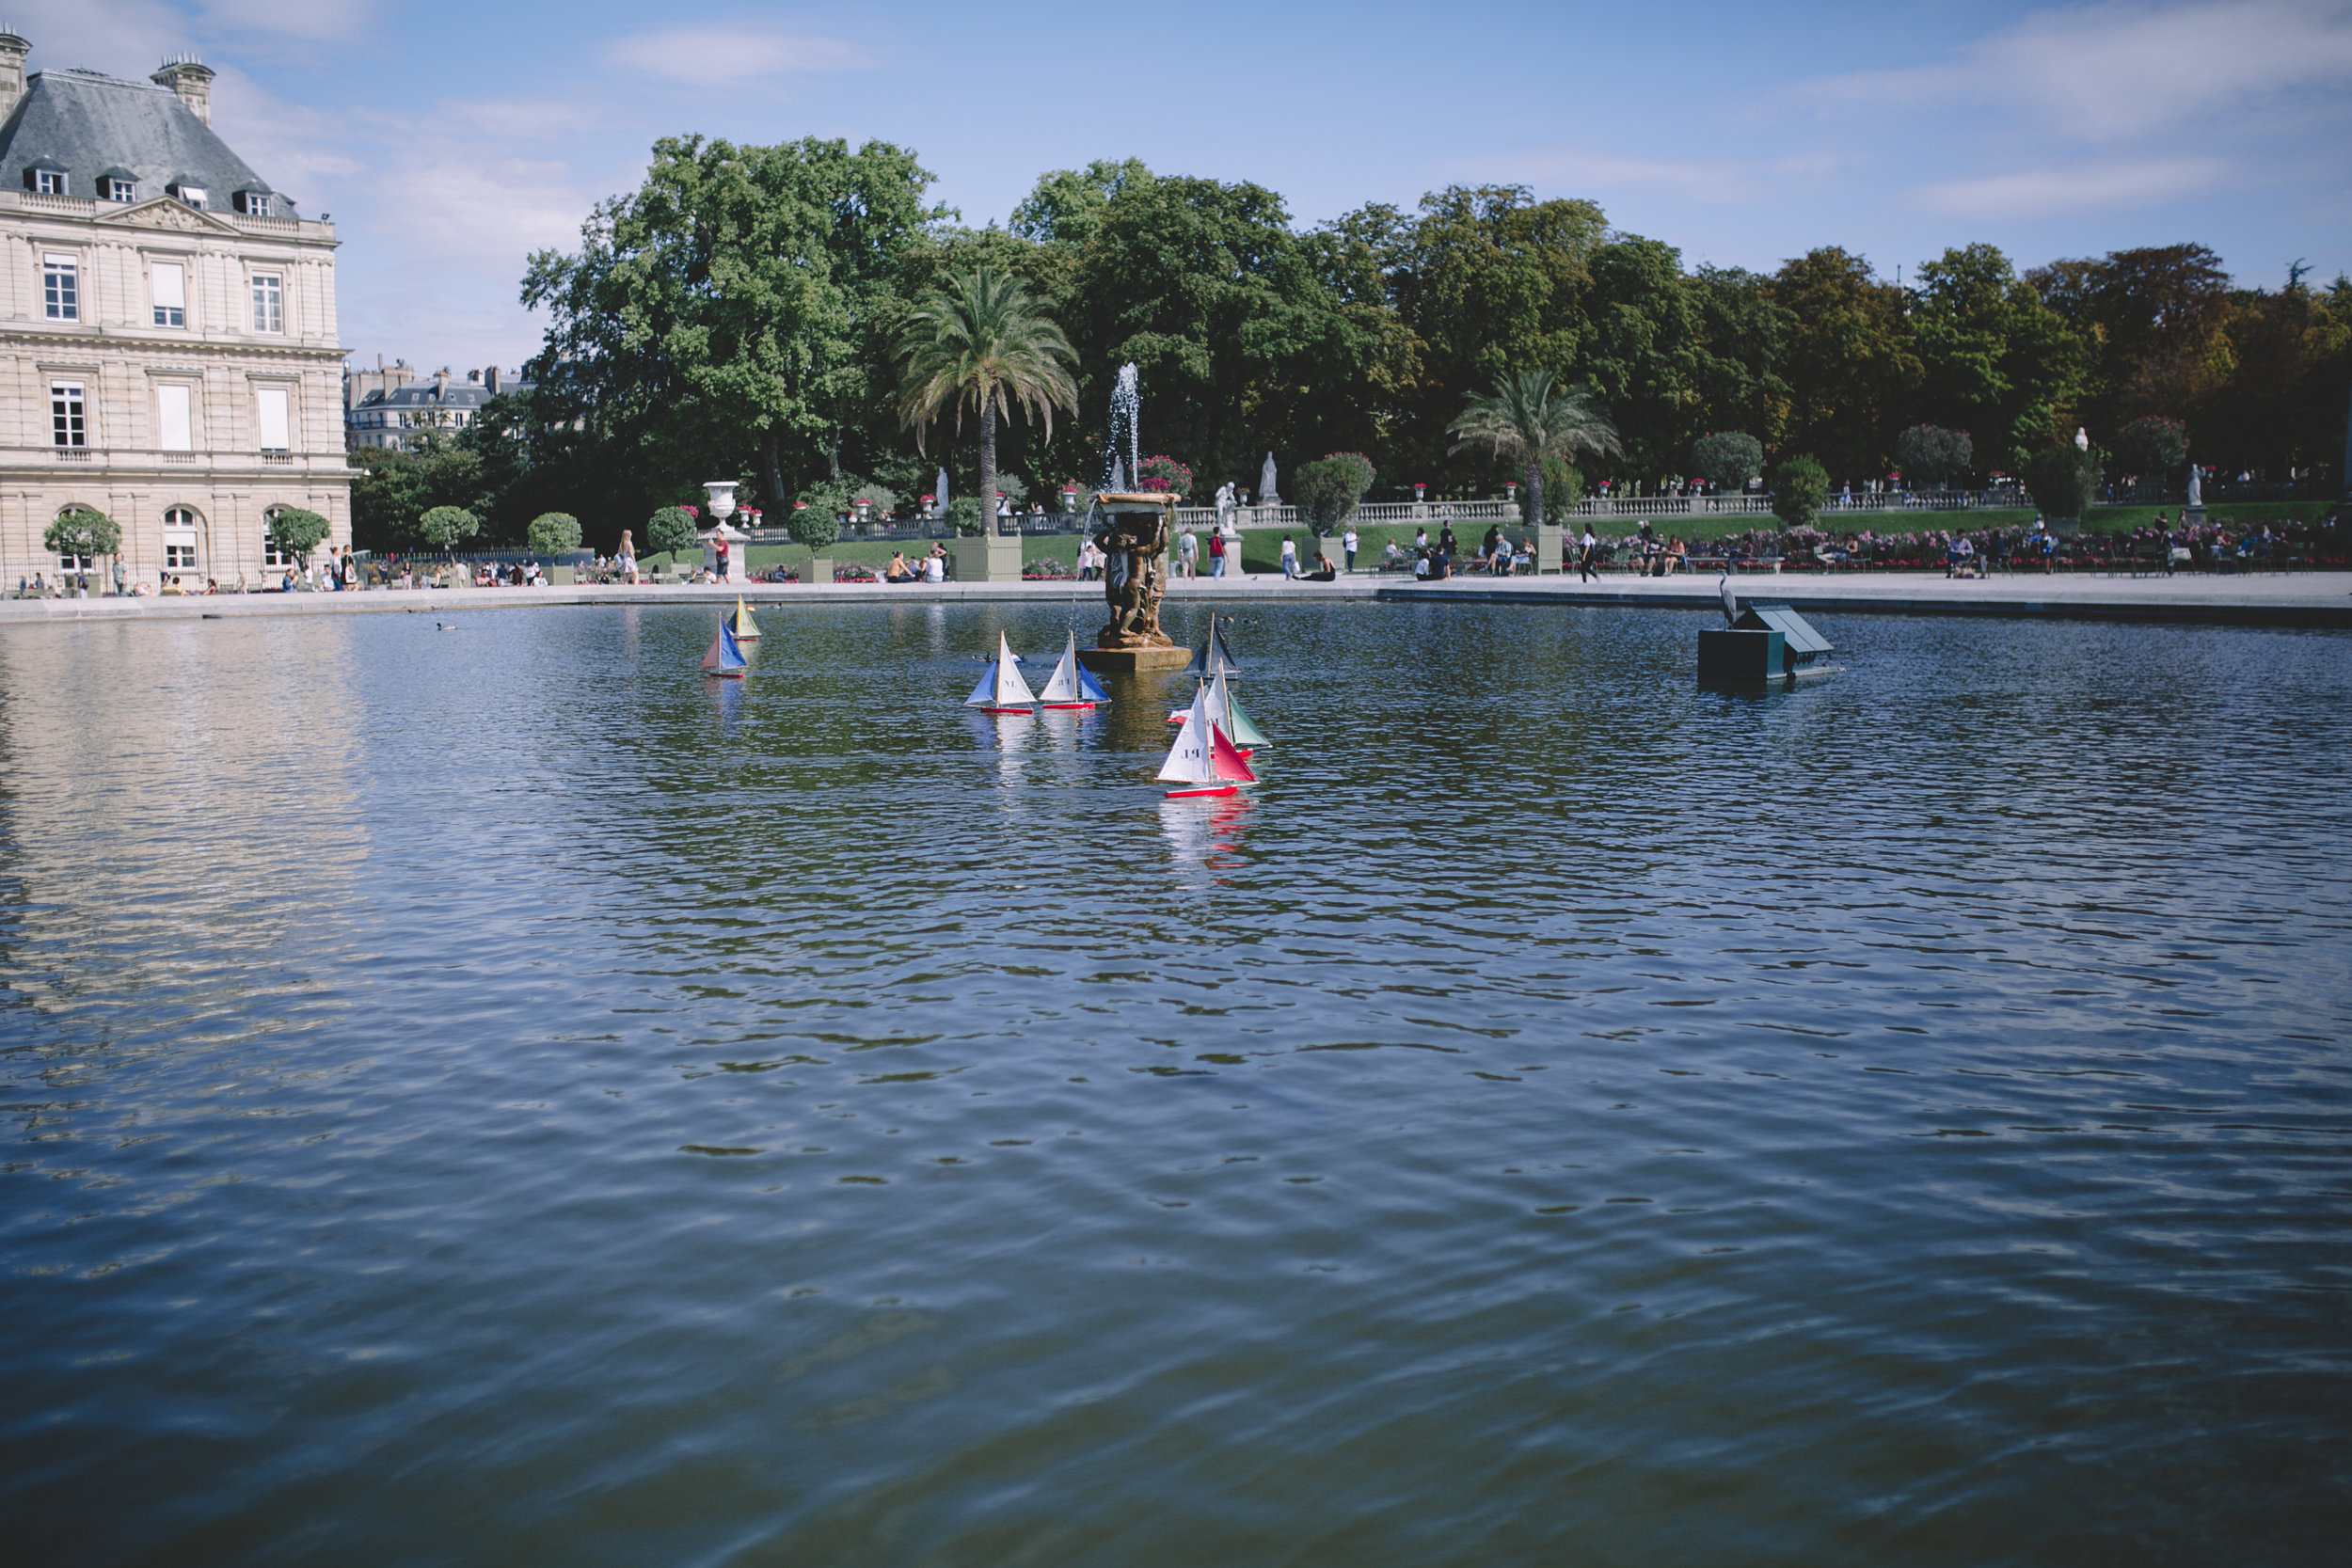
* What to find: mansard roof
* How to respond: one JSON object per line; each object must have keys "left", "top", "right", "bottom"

{"left": 0, "top": 66, "right": 288, "bottom": 213}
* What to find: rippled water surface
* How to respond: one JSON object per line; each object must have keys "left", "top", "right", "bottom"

{"left": 3, "top": 601, "right": 2348, "bottom": 1565}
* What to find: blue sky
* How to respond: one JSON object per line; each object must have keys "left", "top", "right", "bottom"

{"left": 37, "top": 1, "right": 2352, "bottom": 376}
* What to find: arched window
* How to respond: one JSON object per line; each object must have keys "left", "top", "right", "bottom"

{"left": 163, "top": 506, "right": 200, "bottom": 572}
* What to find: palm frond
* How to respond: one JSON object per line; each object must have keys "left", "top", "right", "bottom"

{"left": 895, "top": 268, "right": 1078, "bottom": 452}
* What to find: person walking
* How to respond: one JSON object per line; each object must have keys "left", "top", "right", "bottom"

{"left": 714, "top": 531, "right": 731, "bottom": 583}
{"left": 111, "top": 555, "right": 126, "bottom": 597}
{"left": 617, "top": 528, "right": 638, "bottom": 584}
{"left": 1279, "top": 535, "right": 1298, "bottom": 579}
{"left": 1208, "top": 528, "right": 1227, "bottom": 578}
{"left": 1178, "top": 530, "right": 1199, "bottom": 579}
{"left": 1342, "top": 525, "right": 1358, "bottom": 573}
{"left": 1579, "top": 525, "right": 1599, "bottom": 582}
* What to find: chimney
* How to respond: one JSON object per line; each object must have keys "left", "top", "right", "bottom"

{"left": 434, "top": 368, "right": 449, "bottom": 399}
{"left": 0, "top": 32, "right": 27, "bottom": 122}
{"left": 151, "top": 54, "right": 215, "bottom": 126}
{"left": 485, "top": 365, "right": 501, "bottom": 395}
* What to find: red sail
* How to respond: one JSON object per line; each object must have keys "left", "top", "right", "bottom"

{"left": 1209, "top": 723, "right": 1257, "bottom": 784}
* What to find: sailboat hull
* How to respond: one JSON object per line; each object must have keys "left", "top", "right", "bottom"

{"left": 1040, "top": 701, "right": 1096, "bottom": 710}
{"left": 1164, "top": 784, "right": 1240, "bottom": 800}
{"left": 977, "top": 705, "right": 1031, "bottom": 715}
{"left": 704, "top": 669, "right": 745, "bottom": 679}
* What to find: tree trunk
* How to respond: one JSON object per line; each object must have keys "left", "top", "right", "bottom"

{"left": 1524, "top": 459, "right": 1544, "bottom": 529}
{"left": 826, "top": 438, "right": 841, "bottom": 482}
{"left": 761, "top": 435, "right": 786, "bottom": 515}
{"left": 979, "top": 391, "right": 999, "bottom": 536}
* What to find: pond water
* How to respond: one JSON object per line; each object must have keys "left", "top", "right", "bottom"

{"left": 3, "top": 602, "right": 2347, "bottom": 1565}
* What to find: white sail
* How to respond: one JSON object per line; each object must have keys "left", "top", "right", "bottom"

{"left": 1038, "top": 632, "right": 1083, "bottom": 704}
{"left": 967, "top": 632, "right": 1036, "bottom": 707}
{"left": 1156, "top": 688, "right": 1214, "bottom": 784}
{"left": 993, "top": 633, "right": 1036, "bottom": 705}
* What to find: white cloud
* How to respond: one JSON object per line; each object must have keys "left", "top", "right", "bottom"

{"left": 1815, "top": 0, "right": 2352, "bottom": 140}
{"left": 1488, "top": 149, "right": 1845, "bottom": 206}
{"left": 1914, "top": 155, "right": 2235, "bottom": 216}
{"left": 605, "top": 25, "right": 872, "bottom": 86}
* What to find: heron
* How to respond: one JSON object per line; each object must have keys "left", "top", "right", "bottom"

{"left": 1718, "top": 571, "right": 1740, "bottom": 626}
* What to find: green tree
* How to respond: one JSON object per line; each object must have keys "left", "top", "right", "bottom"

{"left": 2028, "top": 244, "right": 2233, "bottom": 433}
{"left": 1690, "top": 432, "right": 1764, "bottom": 493}
{"left": 1895, "top": 424, "right": 1973, "bottom": 487}
{"left": 1767, "top": 247, "right": 1920, "bottom": 481}
{"left": 44, "top": 504, "right": 120, "bottom": 562}
{"left": 1009, "top": 157, "right": 1154, "bottom": 251}
{"left": 1446, "top": 369, "right": 1622, "bottom": 527}
{"left": 2020, "top": 445, "right": 2100, "bottom": 520}
{"left": 1290, "top": 451, "right": 1375, "bottom": 535}
{"left": 522, "top": 135, "right": 944, "bottom": 531}
{"left": 645, "top": 505, "right": 698, "bottom": 557}
{"left": 419, "top": 505, "right": 480, "bottom": 554}
{"left": 526, "top": 512, "right": 582, "bottom": 554}
{"left": 1770, "top": 454, "right": 1830, "bottom": 530}
{"left": 266, "top": 506, "right": 331, "bottom": 562}
{"left": 896, "top": 268, "right": 1077, "bottom": 537}
{"left": 944, "top": 496, "right": 985, "bottom": 536}
{"left": 1911, "top": 243, "right": 2087, "bottom": 469}
{"left": 348, "top": 439, "right": 489, "bottom": 553}
{"left": 1069, "top": 175, "right": 1376, "bottom": 490}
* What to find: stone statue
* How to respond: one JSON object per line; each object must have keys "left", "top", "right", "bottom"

{"left": 2186, "top": 463, "right": 2202, "bottom": 508}
{"left": 1092, "top": 504, "right": 1171, "bottom": 648}
{"left": 1259, "top": 451, "right": 1280, "bottom": 506}
{"left": 1215, "top": 481, "right": 1235, "bottom": 525}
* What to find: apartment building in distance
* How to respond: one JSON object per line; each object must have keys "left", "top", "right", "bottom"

{"left": 0, "top": 32, "right": 348, "bottom": 585}
{"left": 345, "top": 359, "right": 531, "bottom": 452}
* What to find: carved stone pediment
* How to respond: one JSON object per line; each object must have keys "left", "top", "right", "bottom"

{"left": 95, "top": 198, "right": 240, "bottom": 236}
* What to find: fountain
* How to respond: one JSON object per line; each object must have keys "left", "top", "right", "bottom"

{"left": 1075, "top": 362, "right": 1190, "bottom": 674}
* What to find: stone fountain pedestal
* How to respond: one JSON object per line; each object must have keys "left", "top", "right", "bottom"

{"left": 1075, "top": 492, "right": 1189, "bottom": 673}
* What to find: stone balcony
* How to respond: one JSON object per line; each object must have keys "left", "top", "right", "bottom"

{"left": 1, "top": 445, "right": 346, "bottom": 477}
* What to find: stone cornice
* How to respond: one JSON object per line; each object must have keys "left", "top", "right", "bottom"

{"left": 0, "top": 325, "right": 345, "bottom": 361}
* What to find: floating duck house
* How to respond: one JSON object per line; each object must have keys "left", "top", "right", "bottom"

{"left": 1698, "top": 605, "right": 1836, "bottom": 682}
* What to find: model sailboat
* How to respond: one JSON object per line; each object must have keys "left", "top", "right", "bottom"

{"left": 964, "top": 632, "right": 1037, "bottom": 714}
{"left": 1166, "top": 669, "right": 1269, "bottom": 752}
{"left": 1182, "top": 610, "right": 1246, "bottom": 679}
{"left": 728, "top": 597, "right": 762, "bottom": 641}
{"left": 700, "top": 619, "right": 748, "bottom": 678}
{"left": 1037, "top": 631, "right": 1111, "bottom": 710}
{"left": 1157, "top": 685, "right": 1257, "bottom": 799}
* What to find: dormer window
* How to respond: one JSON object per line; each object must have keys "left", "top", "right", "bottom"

{"left": 233, "top": 190, "right": 271, "bottom": 216}
{"left": 172, "top": 183, "right": 207, "bottom": 210}
{"left": 106, "top": 178, "right": 135, "bottom": 202}
{"left": 34, "top": 169, "right": 66, "bottom": 196}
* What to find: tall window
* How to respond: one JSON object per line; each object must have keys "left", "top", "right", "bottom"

{"left": 42, "top": 254, "right": 77, "bottom": 320}
{"left": 106, "top": 177, "right": 135, "bottom": 202}
{"left": 152, "top": 261, "right": 185, "bottom": 327}
{"left": 157, "top": 384, "right": 193, "bottom": 451}
{"left": 34, "top": 169, "right": 66, "bottom": 196}
{"left": 51, "top": 382, "right": 86, "bottom": 448}
{"left": 255, "top": 387, "right": 290, "bottom": 452}
{"left": 251, "top": 273, "right": 282, "bottom": 334}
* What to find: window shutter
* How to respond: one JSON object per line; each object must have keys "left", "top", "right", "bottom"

{"left": 158, "top": 385, "right": 193, "bottom": 451}
{"left": 153, "top": 262, "right": 184, "bottom": 310}
{"left": 256, "top": 387, "right": 290, "bottom": 450}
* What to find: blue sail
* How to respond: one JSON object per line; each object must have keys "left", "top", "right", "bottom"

{"left": 718, "top": 621, "right": 747, "bottom": 670}
{"left": 1076, "top": 663, "right": 1110, "bottom": 703}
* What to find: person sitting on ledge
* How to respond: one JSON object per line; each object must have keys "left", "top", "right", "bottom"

{"left": 1307, "top": 551, "right": 1337, "bottom": 582}
{"left": 884, "top": 550, "right": 914, "bottom": 582}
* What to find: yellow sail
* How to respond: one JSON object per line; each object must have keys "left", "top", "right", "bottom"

{"left": 728, "top": 597, "right": 761, "bottom": 640}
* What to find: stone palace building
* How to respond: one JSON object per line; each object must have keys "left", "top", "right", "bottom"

{"left": 0, "top": 32, "right": 347, "bottom": 586}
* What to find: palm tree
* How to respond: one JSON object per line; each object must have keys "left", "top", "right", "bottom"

{"left": 1446, "top": 369, "right": 1623, "bottom": 529}
{"left": 896, "top": 269, "right": 1078, "bottom": 534}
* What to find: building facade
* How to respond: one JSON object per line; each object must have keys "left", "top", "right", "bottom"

{"left": 0, "top": 33, "right": 348, "bottom": 587}
{"left": 345, "top": 362, "right": 530, "bottom": 452}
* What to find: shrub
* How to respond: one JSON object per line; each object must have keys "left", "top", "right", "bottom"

{"left": 418, "top": 505, "right": 479, "bottom": 553}
{"left": 645, "top": 505, "right": 698, "bottom": 557}
{"left": 851, "top": 483, "right": 899, "bottom": 515}
{"left": 1290, "top": 460, "right": 1356, "bottom": 535}
{"left": 1895, "top": 424, "right": 1973, "bottom": 488}
{"left": 988, "top": 474, "right": 1027, "bottom": 506}
{"left": 2111, "top": 416, "right": 2188, "bottom": 481}
{"left": 44, "top": 504, "right": 122, "bottom": 561}
{"left": 265, "top": 506, "right": 331, "bottom": 560}
{"left": 2021, "top": 445, "right": 2100, "bottom": 520}
{"left": 1136, "top": 454, "right": 1192, "bottom": 495}
{"left": 1690, "top": 432, "right": 1763, "bottom": 493}
{"left": 526, "top": 512, "right": 582, "bottom": 555}
{"left": 1770, "top": 455, "right": 1831, "bottom": 531}
{"left": 1542, "top": 457, "right": 1586, "bottom": 509}
{"left": 946, "top": 496, "right": 986, "bottom": 536}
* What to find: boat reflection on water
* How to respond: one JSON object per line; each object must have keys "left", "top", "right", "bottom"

{"left": 1158, "top": 791, "right": 1255, "bottom": 890}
